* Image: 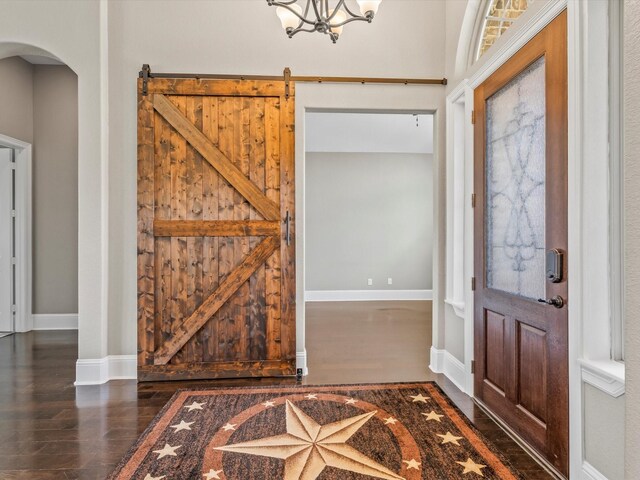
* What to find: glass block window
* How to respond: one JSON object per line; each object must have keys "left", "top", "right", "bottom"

{"left": 477, "top": 0, "right": 533, "bottom": 60}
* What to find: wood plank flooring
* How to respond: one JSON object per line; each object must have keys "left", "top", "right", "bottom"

{"left": 0, "top": 301, "right": 551, "bottom": 479}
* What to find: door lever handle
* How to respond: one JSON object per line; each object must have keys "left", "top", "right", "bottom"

{"left": 537, "top": 296, "right": 565, "bottom": 309}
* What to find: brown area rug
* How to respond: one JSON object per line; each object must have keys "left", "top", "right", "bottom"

{"left": 108, "top": 383, "right": 525, "bottom": 479}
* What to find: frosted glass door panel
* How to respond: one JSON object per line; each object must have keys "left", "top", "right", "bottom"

{"left": 485, "top": 57, "right": 546, "bottom": 300}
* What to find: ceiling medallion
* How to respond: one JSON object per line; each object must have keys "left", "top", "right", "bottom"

{"left": 267, "top": 0, "right": 382, "bottom": 43}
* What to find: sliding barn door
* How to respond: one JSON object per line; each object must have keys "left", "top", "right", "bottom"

{"left": 137, "top": 77, "right": 296, "bottom": 381}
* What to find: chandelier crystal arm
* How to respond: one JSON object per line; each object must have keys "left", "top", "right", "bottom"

{"left": 327, "top": 15, "right": 370, "bottom": 28}
{"left": 266, "top": 0, "right": 380, "bottom": 43}
{"left": 311, "top": 0, "right": 323, "bottom": 21}
{"left": 287, "top": 25, "right": 318, "bottom": 37}
{"left": 269, "top": 1, "right": 317, "bottom": 26}
{"left": 326, "top": 0, "right": 347, "bottom": 22}
{"left": 342, "top": 2, "right": 366, "bottom": 20}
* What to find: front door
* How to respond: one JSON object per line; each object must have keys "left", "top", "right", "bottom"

{"left": 137, "top": 76, "right": 296, "bottom": 381}
{"left": 473, "top": 11, "right": 568, "bottom": 477}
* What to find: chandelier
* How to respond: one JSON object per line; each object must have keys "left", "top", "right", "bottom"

{"left": 267, "top": 0, "right": 382, "bottom": 43}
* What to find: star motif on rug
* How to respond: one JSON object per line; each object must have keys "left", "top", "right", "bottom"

{"left": 403, "top": 458, "right": 421, "bottom": 470}
{"left": 304, "top": 393, "right": 318, "bottom": 400}
{"left": 184, "top": 401, "right": 206, "bottom": 412}
{"left": 153, "top": 443, "right": 181, "bottom": 459}
{"left": 170, "top": 420, "right": 194, "bottom": 432}
{"left": 222, "top": 422, "right": 237, "bottom": 431}
{"left": 215, "top": 400, "right": 404, "bottom": 480}
{"left": 422, "top": 410, "right": 444, "bottom": 422}
{"left": 383, "top": 416, "right": 398, "bottom": 425}
{"left": 143, "top": 475, "right": 165, "bottom": 480}
{"left": 456, "top": 458, "right": 487, "bottom": 476}
{"left": 437, "top": 432, "right": 464, "bottom": 445}
{"left": 203, "top": 469, "right": 223, "bottom": 479}
{"left": 409, "top": 393, "right": 430, "bottom": 403}
{"left": 262, "top": 400, "right": 276, "bottom": 408}
{"left": 345, "top": 398, "right": 358, "bottom": 405}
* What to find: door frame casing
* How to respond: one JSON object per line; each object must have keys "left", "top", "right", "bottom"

{"left": 0, "top": 133, "right": 33, "bottom": 333}
{"left": 294, "top": 87, "right": 447, "bottom": 377}
{"left": 446, "top": 0, "right": 625, "bottom": 477}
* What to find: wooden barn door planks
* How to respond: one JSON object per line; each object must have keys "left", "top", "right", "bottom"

{"left": 137, "top": 77, "right": 296, "bottom": 381}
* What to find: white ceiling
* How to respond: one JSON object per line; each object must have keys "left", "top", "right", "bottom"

{"left": 305, "top": 112, "right": 434, "bottom": 154}
{"left": 20, "top": 54, "right": 64, "bottom": 65}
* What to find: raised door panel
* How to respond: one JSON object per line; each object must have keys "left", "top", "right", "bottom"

{"left": 517, "top": 321, "right": 548, "bottom": 425}
{"left": 485, "top": 310, "right": 507, "bottom": 393}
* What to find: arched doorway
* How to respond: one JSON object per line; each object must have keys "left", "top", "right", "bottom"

{"left": 0, "top": 39, "right": 108, "bottom": 384}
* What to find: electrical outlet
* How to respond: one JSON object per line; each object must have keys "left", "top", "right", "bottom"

{"left": 388, "top": 277, "right": 393, "bottom": 285}
{"left": 367, "top": 278, "right": 373, "bottom": 286}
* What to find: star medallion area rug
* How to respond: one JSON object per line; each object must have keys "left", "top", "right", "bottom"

{"left": 108, "top": 383, "right": 524, "bottom": 479}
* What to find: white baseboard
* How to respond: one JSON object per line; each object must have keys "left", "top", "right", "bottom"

{"left": 429, "top": 346, "right": 468, "bottom": 394}
{"left": 75, "top": 351, "right": 307, "bottom": 385}
{"left": 74, "top": 354, "right": 137, "bottom": 385}
{"left": 297, "top": 350, "right": 308, "bottom": 376}
{"left": 582, "top": 461, "right": 609, "bottom": 480}
{"left": 32, "top": 313, "right": 78, "bottom": 330}
{"left": 305, "top": 289, "right": 433, "bottom": 302}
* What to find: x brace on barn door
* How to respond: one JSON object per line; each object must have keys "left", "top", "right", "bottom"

{"left": 150, "top": 93, "right": 282, "bottom": 365}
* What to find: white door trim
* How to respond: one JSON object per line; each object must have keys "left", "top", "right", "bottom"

{"left": 0, "top": 134, "right": 32, "bottom": 333}
{"left": 0, "top": 148, "right": 12, "bottom": 332}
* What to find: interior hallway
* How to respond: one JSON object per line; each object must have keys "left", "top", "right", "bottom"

{"left": 0, "top": 302, "right": 551, "bottom": 479}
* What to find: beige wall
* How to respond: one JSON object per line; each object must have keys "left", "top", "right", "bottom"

{"left": 32, "top": 65, "right": 78, "bottom": 314}
{"left": 584, "top": 384, "right": 625, "bottom": 479}
{"left": 305, "top": 152, "right": 433, "bottom": 292}
{"left": 625, "top": 0, "right": 640, "bottom": 477}
{"left": 0, "top": 56, "right": 33, "bottom": 143}
{"left": 0, "top": 57, "right": 78, "bottom": 315}
{"left": 106, "top": 0, "right": 448, "bottom": 356}
{"left": 0, "top": 0, "right": 107, "bottom": 361}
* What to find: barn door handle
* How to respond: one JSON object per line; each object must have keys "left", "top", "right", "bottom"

{"left": 284, "top": 211, "right": 291, "bottom": 246}
{"left": 537, "top": 296, "right": 565, "bottom": 309}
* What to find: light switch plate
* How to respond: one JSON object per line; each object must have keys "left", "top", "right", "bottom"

{"left": 367, "top": 278, "right": 373, "bottom": 286}
{"left": 387, "top": 277, "right": 393, "bottom": 285}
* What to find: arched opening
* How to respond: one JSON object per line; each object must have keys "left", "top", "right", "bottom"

{"left": 0, "top": 45, "right": 79, "bottom": 356}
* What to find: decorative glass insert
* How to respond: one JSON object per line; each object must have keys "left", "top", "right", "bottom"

{"left": 477, "top": 0, "right": 533, "bottom": 60}
{"left": 485, "top": 56, "right": 546, "bottom": 300}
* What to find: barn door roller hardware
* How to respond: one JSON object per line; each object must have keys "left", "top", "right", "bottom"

{"left": 140, "top": 64, "right": 151, "bottom": 96}
{"left": 138, "top": 64, "right": 447, "bottom": 96}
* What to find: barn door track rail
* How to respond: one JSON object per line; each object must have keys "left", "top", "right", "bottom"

{"left": 139, "top": 64, "right": 447, "bottom": 97}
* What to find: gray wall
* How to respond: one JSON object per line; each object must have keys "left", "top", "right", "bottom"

{"left": 584, "top": 384, "right": 625, "bottom": 479}
{"left": 0, "top": 57, "right": 78, "bottom": 315}
{"left": 305, "top": 152, "right": 433, "bottom": 292}
{"left": 625, "top": 0, "right": 640, "bottom": 477}
{"left": 0, "top": 56, "right": 33, "bottom": 143}
{"left": 32, "top": 65, "right": 78, "bottom": 314}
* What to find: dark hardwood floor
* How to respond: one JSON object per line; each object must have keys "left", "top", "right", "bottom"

{"left": 0, "top": 301, "right": 552, "bottom": 479}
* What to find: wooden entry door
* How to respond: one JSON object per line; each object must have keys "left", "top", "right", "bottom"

{"left": 473, "top": 11, "right": 568, "bottom": 477}
{"left": 137, "top": 76, "right": 296, "bottom": 381}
